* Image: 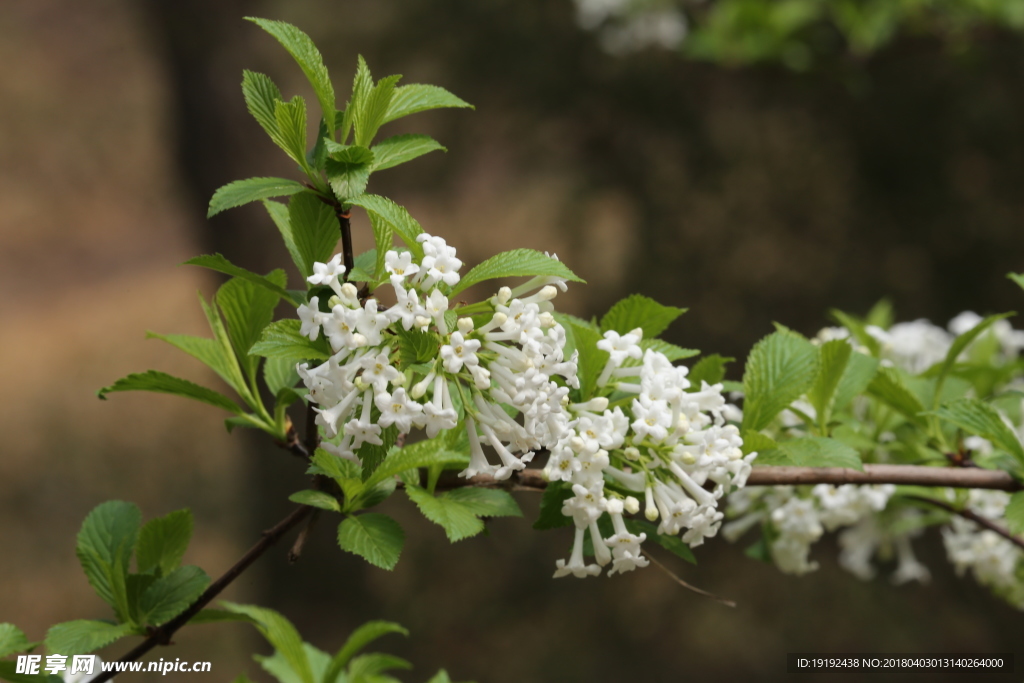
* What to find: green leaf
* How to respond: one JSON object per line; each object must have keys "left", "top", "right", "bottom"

{"left": 394, "top": 328, "right": 440, "bottom": 368}
{"left": 382, "top": 84, "right": 473, "bottom": 125}
{"left": 250, "top": 319, "right": 331, "bottom": 363}
{"left": 222, "top": 602, "right": 315, "bottom": 683}
{"left": 442, "top": 488, "right": 522, "bottom": 518}
{"left": 184, "top": 253, "right": 298, "bottom": 304}
{"left": 867, "top": 366, "right": 926, "bottom": 425}
{"left": 241, "top": 70, "right": 283, "bottom": 142}
{"left": 348, "top": 195, "right": 424, "bottom": 256}
{"left": 323, "top": 621, "right": 408, "bottom": 683}
{"left": 325, "top": 156, "right": 373, "bottom": 201}
{"left": 569, "top": 322, "right": 607, "bottom": 399}
{"left": 1008, "top": 272, "right": 1024, "bottom": 292}
{"left": 274, "top": 96, "right": 309, "bottom": 168}
{"left": 338, "top": 56, "right": 373, "bottom": 144}
{"left": 741, "top": 330, "right": 819, "bottom": 432}
{"left": 1005, "top": 492, "right": 1024, "bottom": 535}
{"left": 450, "top": 249, "right": 584, "bottom": 297}
{"left": 929, "top": 313, "right": 1014, "bottom": 408}
{"left": 806, "top": 339, "right": 852, "bottom": 427}
{"left": 755, "top": 436, "right": 863, "bottom": 470}
{"left": 426, "top": 670, "right": 456, "bottom": 683}
{"left": 288, "top": 490, "right": 341, "bottom": 512}
{"left": 264, "top": 356, "right": 300, "bottom": 396}
{"left": 354, "top": 74, "right": 401, "bottom": 147}
{"left": 145, "top": 328, "right": 248, "bottom": 402}
{"left": 865, "top": 298, "right": 894, "bottom": 329}
{"left": 347, "top": 653, "right": 412, "bottom": 680}
{"left": 831, "top": 351, "right": 879, "bottom": 414}
{"left": 188, "top": 609, "right": 255, "bottom": 625}
{"left": 0, "top": 662, "right": 61, "bottom": 683}
{"left": 218, "top": 271, "right": 286, "bottom": 379}
{"left": 371, "top": 134, "right": 446, "bottom": 171}
{"left": 624, "top": 519, "right": 696, "bottom": 564}
{"left": 629, "top": 339, "right": 699, "bottom": 365}
{"left": 740, "top": 430, "right": 778, "bottom": 456}
{"left": 246, "top": 18, "right": 335, "bottom": 133}
{"left": 687, "top": 354, "right": 733, "bottom": 388}
{"left": 600, "top": 294, "right": 686, "bottom": 338}
{"left": 363, "top": 436, "right": 469, "bottom": 490}
{"left": 262, "top": 200, "right": 308, "bottom": 280}
{"left": 367, "top": 212, "right": 393, "bottom": 281}
{"left": 76, "top": 501, "right": 141, "bottom": 619}
{"left": 97, "top": 371, "right": 244, "bottom": 414}
{"left": 406, "top": 486, "right": 484, "bottom": 542}
{"left": 828, "top": 308, "right": 881, "bottom": 356}
{"left": 287, "top": 193, "right": 340, "bottom": 280}
{"left": 135, "top": 509, "right": 193, "bottom": 578}
{"left": 257, "top": 643, "right": 331, "bottom": 683}
{"left": 208, "top": 178, "right": 307, "bottom": 218}
{"left": 0, "top": 624, "right": 32, "bottom": 659}
{"left": 337, "top": 514, "right": 405, "bottom": 570}
{"left": 44, "top": 621, "right": 136, "bottom": 657}
{"left": 138, "top": 565, "right": 210, "bottom": 626}
{"left": 931, "top": 397, "right": 1024, "bottom": 464}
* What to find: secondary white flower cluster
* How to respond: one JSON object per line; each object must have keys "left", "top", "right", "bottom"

{"left": 573, "top": 0, "right": 687, "bottom": 54}
{"left": 942, "top": 490, "right": 1024, "bottom": 607}
{"left": 816, "top": 311, "right": 1024, "bottom": 375}
{"left": 543, "top": 326, "right": 755, "bottom": 579}
{"left": 295, "top": 233, "right": 578, "bottom": 479}
{"left": 723, "top": 484, "right": 910, "bottom": 578}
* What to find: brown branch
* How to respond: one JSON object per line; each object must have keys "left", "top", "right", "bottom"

{"left": 904, "top": 495, "right": 1024, "bottom": 552}
{"left": 91, "top": 505, "right": 314, "bottom": 683}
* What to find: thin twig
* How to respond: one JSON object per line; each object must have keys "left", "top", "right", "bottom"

{"left": 91, "top": 505, "right": 314, "bottom": 683}
{"left": 745, "top": 464, "right": 1021, "bottom": 490}
{"left": 904, "top": 495, "right": 1024, "bottom": 552}
{"left": 646, "top": 553, "right": 736, "bottom": 608}
{"left": 288, "top": 509, "right": 321, "bottom": 563}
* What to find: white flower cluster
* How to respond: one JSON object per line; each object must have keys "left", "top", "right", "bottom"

{"left": 942, "top": 490, "right": 1024, "bottom": 607}
{"left": 573, "top": 0, "right": 687, "bottom": 54}
{"left": 543, "top": 326, "right": 755, "bottom": 578}
{"left": 295, "top": 233, "right": 578, "bottom": 479}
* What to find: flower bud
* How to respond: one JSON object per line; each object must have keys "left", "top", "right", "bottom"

{"left": 624, "top": 496, "right": 640, "bottom": 515}
{"left": 457, "top": 317, "right": 475, "bottom": 334}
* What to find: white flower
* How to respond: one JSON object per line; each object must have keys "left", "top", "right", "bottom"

{"left": 307, "top": 254, "right": 346, "bottom": 294}
{"left": 356, "top": 299, "right": 389, "bottom": 346}
{"left": 374, "top": 388, "right": 423, "bottom": 433}
{"left": 554, "top": 527, "right": 602, "bottom": 579}
{"left": 343, "top": 390, "right": 383, "bottom": 449}
{"left": 440, "top": 332, "right": 481, "bottom": 373}
{"left": 384, "top": 250, "right": 420, "bottom": 284}
{"left": 297, "top": 297, "right": 323, "bottom": 340}
{"left": 597, "top": 328, "right": 643, "bottom": 366}
{"left": 388, "top": 284, "right": 426, "bottom": 331}
{"left": 359, "top": 349, "right": 402, "bottom": 392}
{"left": 323, "top": 306, "right": 366, "bottom": 351}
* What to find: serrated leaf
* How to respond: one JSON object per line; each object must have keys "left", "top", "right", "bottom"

{"left": 138, "top": 565, "right": 210, "bottom": 626}
{"left": 828, "top": 308, "right": 881, "bottom": 356}
{"left": 337, "top": 56, "right": 373, "bottom": 144}
{"left": 145, "top": 329, "right": 248, "bottom": 401}
{"left": 246, "top": 18, "right": 335, "bottom": 133}
{"left": 443, "top": 488, "right": 522, "bottom": 518}
{"left": 622, "top": 339, "right": 699, "bottom": 367}
{"left": 533, "top": 481, "right": 574, "bottom": 530}
{"left": 184, "top": 253, "right": 298, "bottom": 304}
{"left": 44, "top": 621, "right": 136, "bottom": 657}
{"left": 241, "top": 70, "right": 283, "bottom": 141}
{"left": 75, "top": 501, "right": 140, "bottom": 619}
{"left": 451, "top": 249, "right": 584, "bottom": 297}
{"left": 806, "top": 339, "right": 852, "bottom": 427}
{"left": 264, "top": 356, "right": 301, "bottom": 396}
{"left": 406, "top": 486, "right": 484, "bottom": 542}
{"left": 322, "top": 621, "right": 409, "bottom": 683}
{"left": 394, "top": 328, "right": 440, "bottom": 368}
{"left": 0, "top": 661, "right": 59, "bottom": 683}
{"left": 135, "top": 509, "right": 193, "bottom": 578}
{"left": 931, "top": 397, "right": 1024, "bottom": 464}
{"left": 363, "top": 435, "right": 469, "bottom": 490}
{"left": 337, "top": 514, "right": 405, "bottom": 570}
{"left": 97, "top": 371, "right": 244, "bottom": 414}
{"left": 832, "top": 351, "right": 879, "bottom": 413}
{"left": 867, "top": 366, "right": 926, "bottom": 425}
{"left": 288, "top": 490, "right": 341, "bottom": 512}
{"left": 929, "top": 313, "right": 1014, "bottom": 408}
{"left": 354, "top": 74, "right": 401, "bottom": 147}
{"left": 367, "top": 211, "right": 393, "bottom": 280}
{"left": 325, "top": 157, "right": 372, "bottom": 202}
{"left": 371, "top": 134, "right": 446, "bottom": 171}
{"left": 600, "top": 294, "right": 686, "bottom": 338}
{"left": 187, "top": 609, "right": 255, "bottom": 625}
{"left": 756, "top": 436, "right": 862, "bottom": 470}
{"left": 257, "top": 643, "right": 331, "bottom": 683}
{"left": 261, "top": 200, "right": 308, "bottom": 280}
{"left": 348, "top": 195, "right": 424, "bottom": 256}
{"left": 624, "top": 518, "right": 696, "bottom": 564}
{"left": 687, "top": 354, "right": 733, "bottom": 388}
{"left": 383, "top": 84, "right": 473, "bottom": 125}
{"left": 741, "top": 330, "right": 819, "bottom": 432}
{"left": 570, "top": 322, "right": 608, "bottom": 399}
{"left": 273, "top": 96, "right": 309, "bottom": 168}
{"left": 223, "top": 602, "right": 315, "bottom": 683}
{"left": 250, "top": 319, "right": 331, "bottom": 363}
{"left": 0, "top": 624, "right": 32, "bottom": 659}
{"left": 740, "top": 430, "right": 778, "bottom": 456}
{"left": 218, "top": 271, "right": 286, "bottom": 379}
{"left": 287, "top": 193, "right": 340, "bottom": 282}
{"left": 1005, "top": 492, "right": 1024, "bottom": 535}
{"left": 208, "top": 178, "right": 307, "bottom": 218}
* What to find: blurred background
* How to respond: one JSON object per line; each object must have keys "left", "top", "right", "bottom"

{"left": 3, "top": 0, "right": 1024, "bottom": 680}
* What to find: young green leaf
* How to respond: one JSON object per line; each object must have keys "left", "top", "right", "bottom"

{"left": 806, "top": 339, "right": 852, "bottom": 428}
{"left": 138, "top": 565, "right": 210, "bottom": 626}
{"left": 208, "top": 178, "right": 307, "bottom": 217}
{"left": 245, "top": 18, "right": 335, "bottom": 133}
{"left": 354, "top": 74, "right": 401, "bottom": 147}
{"left": 322, "top": 621, "right": 409, "bottom": 683}
{"left": 44, "top": 621, "right": 136, "bottom": 657}
{"left": 75, "top": 501, "right": 141, "bottom": 618}
{"left": 740, "top": 430, "right": 778, "bottom": 456}
{"left": 405, "top": 486, "right": 485, "bottom": 542}
{"left": 218, "top": 271, "right": 286, "bottom": 379}
{"left": 569, "top": 322, "right": 608, "bottom": 399}
{"left": 273, "top": 96, "right": 310, "bottom": 169}
{"left": 348, "top": 195, "right": 425, "bottom": 256}
{"left": 184, "top": 253, "right": 298, "bottom": 304}
{"left": 145, "top": 329, "right": 248, "bottom": 402}
{"left": 831, "top": 351, "right": 879, "bottom": 414}
{"left": 1005, "top": 492, "right": 1024, "bottom": 535}
{"left": 929, "top": 313, "right": 1014, "bottom": 408}
{"left": 287, "top": 193, "right": 340, "bottom": 279}
{"left": 250, "top": 319, "right": 331, "bottom": 364}
{"left": 371, "top": 134, "right": 446, "bottom": 171}
{"left": 450, "top": 249, "right": 584, "bottom": 297}
{"left": 326, "top": 150, "right": 374, "bottom": 201}
{"left": 337, "top": 514, "right": 405, "bottom": 570}
{"left": 337, "top": 55, "right": 374, "bottom": 144}
{"left": 362, "top": 435, "right": 468, "bottom": 490}
{"left": 264, "top": 356, "right": 300, "bottom": 396}
{"left": 347, "top": 653, "right": 412, "bottom": 679}
{"left": 443, "top": 488, "right": 522, "bottom": 518}
{"left": 533, "top": 481, "right": 574, "bottom": 530}
{"left": 222, "top": 602, "right": 316, "bottom": 683}
{"left": 97, "top": 371, "right": 244, "bottom": 414}
{"left": 241, "top": 70, "right": 283, "bottom": 141}
{"left": 931, "top": 397, "right": 1024, "bottom": 464}
{"left": 828, "top": 309, "right": 881, "bottom": 356}
{"left": 383, "top": 84, "right": 473, "bottom": 125}
{"left": 600, "top": 294, "right": 686, "bottom": 338}
{"left": 867, "top": 366, "right": 926, "bottom": 426}
{"left": 687, "top": 354, "right": 733, "bottom": 388}
{"left": 135, "top": 509, "right": 193, "bottom": 578}
{"left": 256, "top": 644, "right": 331, "bottom": 683}
{"left": 288, "top": 490, "right": 342, "bottom": 512}
{"left": 741, "top": 330, "right": 819, "bottom": 432}
{"left": 0, "top": 624, "right": 32, "bottom": 659}
{"left": 865, "top": 298, "right": 894, "bottom": 329}
{"left": 367, "top": 211, "right": 393, "bottom": 280}
{"left": 754, "top": 436, "right": 863, "bottom": 470}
